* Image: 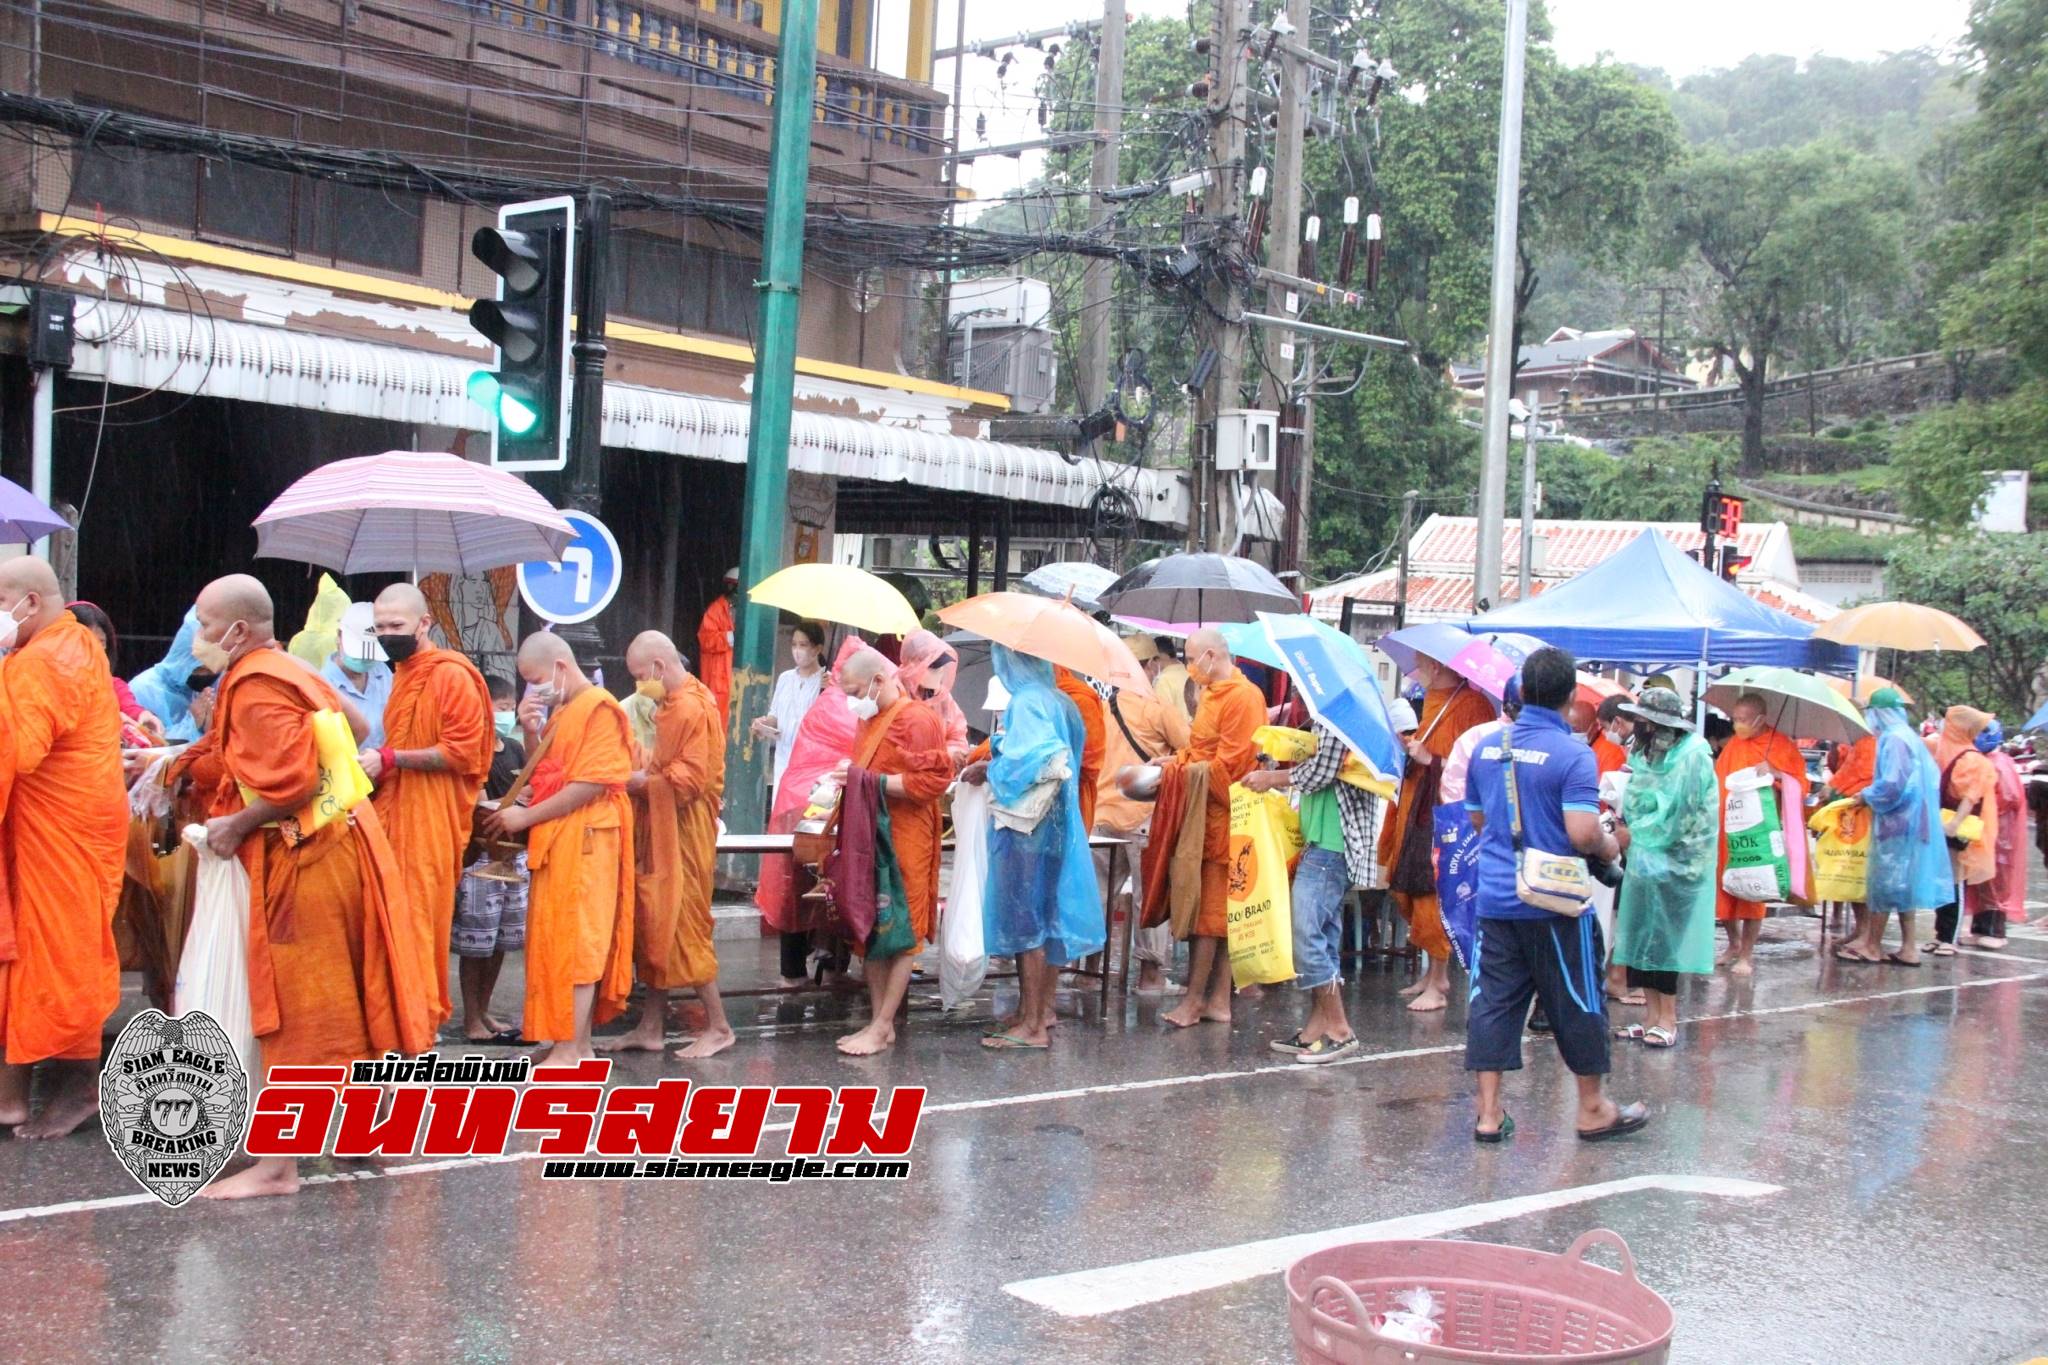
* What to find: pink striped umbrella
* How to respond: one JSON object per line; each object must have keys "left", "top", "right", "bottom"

{"left": 253, "top": 451, "right": 573, "bottom": 575}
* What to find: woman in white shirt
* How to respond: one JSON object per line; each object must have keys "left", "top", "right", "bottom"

{"left": 750, "top": 621, "right": 829, "bottom": 986}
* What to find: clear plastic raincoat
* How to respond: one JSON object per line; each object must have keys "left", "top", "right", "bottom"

{"left": 981, "top": 646, "right": 1105, "bottom": 965}
{"left": 1613, "top": 731, "right": 1720, "bottom": 974}
{"left": 1862, "top": 703, "right": 1952, "bottom": 915}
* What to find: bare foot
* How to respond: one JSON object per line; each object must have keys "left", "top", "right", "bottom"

{"left": 1200, "top": 1006, "right": 1232, "bottom": 1024}
{"left": 777, "top": 976, "right": 810, "bottom": 990}
{"left": 1730, "top": 958, "right": 1754, "bottom": 977}
{"left": 1134, "top": 969, "right": 1184, "bottom": 995}
{"left": 836, "top": 1022, "right": 896, "bottom": 1056}
{"left": 1162, "top": 1000, "right": 1206, "bottom": 1028}
{"left": 532, "top": 1043, "right": 595, "bottom": 1068}
{"left": 1406, "top": 988, "right": 1448, "bottom": 1013}
{"left": 15, "top": 1079, "right": 99, "bottom": 1140}
{"left": 0, "top": 1099, "right": 25, "bottom": 1128}
{"left": 200, "top": 1159, "right": 301, "bottom": 1200}
{"left": 1236, "top": 983, "right": 1265, "bottom": 1000}
{"left": 1397, "top": 979, "right": 1427, "bottom": 998}
{"left": 674, "top": 1029, "right": 736, "bottom": 1060}
{"left": 595, "top": 1022, "right": 668, "bottom": 1053}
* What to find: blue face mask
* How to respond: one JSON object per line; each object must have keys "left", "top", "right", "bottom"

{"left": 1975, "top": 722, "right": 2004, "bottom": 754}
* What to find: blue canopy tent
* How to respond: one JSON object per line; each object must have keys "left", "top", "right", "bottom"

{"left": 1465, "top": 529, "right": 1857, "bottom": 675}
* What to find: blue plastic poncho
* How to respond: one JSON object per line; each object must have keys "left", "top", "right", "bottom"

{"left": 1861, "top": 704, "right": 1952, "bottom": 915}
{"left": 127, "top": 607, "right": 206, "bottom": 742}
{"left": 981, "top": 646, "right": 1105, "bottom": 966}
{"left": 1613, "top": 731, "right": 1721, "bottom": 974}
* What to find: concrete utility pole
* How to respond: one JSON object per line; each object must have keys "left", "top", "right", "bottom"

{"left": 724, "top": 0, "right": 821, "bottom": 849}
{"left": 1196, "top": 0, "right": 1250, "bottom": 552}
{"left": 1472, "top": 0, "right": 1529, "bottom": 611}
{"left": 1518, "top": 391, "right": 1537, "bottom": 601}
{"left": 1079, "top": 0, "right": 1125, "bottom": 416}
{"left": 1260, "top": 0, "right": 1313, "bottom": 576}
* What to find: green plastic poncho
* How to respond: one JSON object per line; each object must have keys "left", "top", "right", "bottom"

{"left": 1613, "top": 730, "right": 1720, "bottom": 975}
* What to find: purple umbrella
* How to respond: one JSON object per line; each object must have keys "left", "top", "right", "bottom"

{"left": 0, "top": 475, "right": 67, "bottom": 545}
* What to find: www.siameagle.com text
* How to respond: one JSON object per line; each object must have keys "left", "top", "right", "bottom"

{"left": 543, "top": 1157, "right": 912, "bottom": 1181}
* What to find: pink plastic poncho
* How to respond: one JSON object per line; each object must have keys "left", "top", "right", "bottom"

{"left": 896, "top": 629, "right": 970, "bottom": 766}
{"left": 753, "top": 637, "right": 865, "bottom": 931}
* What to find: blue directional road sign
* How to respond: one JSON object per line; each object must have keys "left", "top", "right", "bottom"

{"left": 517, "top": 509, "right": 621, "bottom": 626}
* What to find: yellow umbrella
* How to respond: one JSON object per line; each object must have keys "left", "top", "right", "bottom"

{"left": 1814, "top": 601, "right": 1985, "bottom": 652}
{"left": 748, "top": 563, "right": 921, "bottom": 636}
{"left": 1822, "top": 674, "right": 1915, "bottom": 706}
{"left": 937, "top": 592, "right": 1151, "bottom": 694}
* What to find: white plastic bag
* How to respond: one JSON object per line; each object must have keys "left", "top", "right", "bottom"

{"left": 175, "top": 824, "right": 260, "bottom": 1081}
{"left": 941, "top": 783, "right": 991, "bottom": 1011}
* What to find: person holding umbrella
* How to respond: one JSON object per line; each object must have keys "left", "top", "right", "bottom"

{"left": 1610, "top": 687, "right": 1720, "bottom": 1048}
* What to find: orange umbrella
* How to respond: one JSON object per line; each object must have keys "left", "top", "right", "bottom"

{"left": 1814, "top": 602, "right": 1984, "bottom": 652}
{"left": 1576, "top": 672, "right": 1626, "bottom": 709}
{"left": 1823, "top": 674, "right": 1916, "bottom": 706}
{"left": 937, "top": 591, "right": 1151, "bottom": 694}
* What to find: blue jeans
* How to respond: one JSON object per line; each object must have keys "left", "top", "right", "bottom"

{"left": 1291, "top": 846, "right": 1350, "bottom": 990}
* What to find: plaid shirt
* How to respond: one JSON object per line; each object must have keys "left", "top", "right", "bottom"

{"left": 1293, "top": 720, "right": 1384, "bottom": 890}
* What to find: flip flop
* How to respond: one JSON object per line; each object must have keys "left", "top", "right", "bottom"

{"left": 1269, "top": 1032, "right": 1313, "bottom": 1056}
{"left": 1613, "top": 1023, "right": 1645, "bottom": 1042}
{"left": 1927, "top": 943, "right": 1957, "bottom": 957}
{"left": 1474, "top": 1112, "right": 1514, "bottom": 1144}
{"left": 1577, "top": 1102, "right": 1650, "bottom": 1142}
{"left": 1833, "top": 948, "right": 1879, "bottom": 963}
{"left": 1640, "top": 1027, "right": 1677, "bottom": 1049}
{"left": 1295, "top": 1036, "right": 1360, "bottom": 1065}
{"left": 980, "top": 1032, "right": 1048, "bottom": 1051}
{"left": 1883, "top": 952, "right": 1922, "bottom": 968}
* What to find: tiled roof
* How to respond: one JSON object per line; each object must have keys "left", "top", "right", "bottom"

{"left": 1405, "top": 516, "right": 1782, "bottom": 575}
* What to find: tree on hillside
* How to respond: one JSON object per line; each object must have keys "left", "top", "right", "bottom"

{"left": 1882, "top": 533, "right": 2048, "bottom": 717}
{"left": 1664, "top": 144, "right": 1909, "bottom": 472}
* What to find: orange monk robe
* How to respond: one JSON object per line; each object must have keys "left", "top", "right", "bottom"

{"left": 524, "top": 686, "right": 637, "bottom": 1041}
{"left": 1714, "top": 725, "right": 1810, "bottom": 921}
{"left": 209, "top": 649, "right": 435, "bottom": 1067}
{"left": 1095, "top": 686, "right": 1190, "bottom": 836}
{"left": 1377, "top": 682, "right": 1495, "bottom": 958}
{"left": 1056, "top": 667, "right": 1106, "bottom": 832}
{"left": 1592, "top": 734, "right": 1628, "bottom": 780}
{"left": 634, "top": 674, "right": 724, "bottom": 990}
{"left": 696, "top": 595, "right": 734, "bottom": 723}
{"left": 372, "top": 647, "right": 494, "bottom": 1026}
{"left": 853, "top": 699, "right": 951, "bottom": 945}
{"left": 0, "top": 617, "right": 126, "bottom": 1063}
{"left": 1173, "top": 672, "right": 1264, "bottom": 938}
{"left": 1829, "top": 734, "right": 1877, "bottom": 798}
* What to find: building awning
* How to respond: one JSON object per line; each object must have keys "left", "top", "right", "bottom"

{"left": 72, "top": 305, "right": 1193, "bottom": 529}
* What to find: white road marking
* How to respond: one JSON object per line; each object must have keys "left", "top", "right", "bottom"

{"left": 1002, "top": 1173, "right": 1783, "bottom": 1318}
{"left": 0, "top": 969, "right": 2038, "bottom": 1226}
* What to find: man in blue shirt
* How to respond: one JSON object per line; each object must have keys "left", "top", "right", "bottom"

{"left": 1463, "top": 646, "right": 1647, "bottom": 1144}
{"left": 319, "top": 600, "right": 394, "bottom": 748}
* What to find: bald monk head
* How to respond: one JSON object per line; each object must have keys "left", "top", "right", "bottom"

{"left": 371, "top": 582, "right": 435, "bottom": 665}
{"left": 1731, "top": 692, "right": 1768, "bottom": 739}
{"left": 1184, "top": 628, "right": 1240, "bottom": 688}
{"left": 838, "top": 645, "right": 903, "bottom": 713}
{"left": 625, "top": 630, "right": 691, "bottom": 696}
{"left": 516, "top": 631, "right": 586, "bottom": 700}
{"left": 0, "top": 556, "right": 65, "bottom": 648}
{"left": 192, "top": 574, "right": 276, "bottom": 668}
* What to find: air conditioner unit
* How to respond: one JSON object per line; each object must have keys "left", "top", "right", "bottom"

{"left": 1214, "top": 408, "right": 1278, "bottom": 471}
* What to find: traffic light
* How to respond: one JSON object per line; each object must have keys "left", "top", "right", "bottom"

{"left": 468, "top": 196, "right": 575, "bottom": 471}
{"left": 1716, "top": 493, "right": 1745, "bottom": 541}
{"left": 1719, "top": 544, "right": 1752, "bottom": 582}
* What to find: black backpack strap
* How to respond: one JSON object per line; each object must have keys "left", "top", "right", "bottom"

{"left": 1107, "top": 690, "right": 1153, "bottom": 763}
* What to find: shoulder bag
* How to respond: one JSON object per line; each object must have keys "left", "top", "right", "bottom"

{"left": 1503, "top": 724, "right": 1593, "bottom": 917}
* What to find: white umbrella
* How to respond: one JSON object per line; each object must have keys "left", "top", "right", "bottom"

{"left": 253, "top": 451, "right": 573, "bottom": 575}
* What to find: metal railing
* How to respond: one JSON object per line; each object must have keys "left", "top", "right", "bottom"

{"left": 452, "top": 0, "right": 942, "bottom": 152}
{"left": 1564, "top": 350, "right": 1952, "bottom": 416}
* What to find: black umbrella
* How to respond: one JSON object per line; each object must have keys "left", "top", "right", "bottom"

{"left": 1096, "top": 552, "right": 1301, "bottom": 626}
{"left": 941, "top": 630, "right": 999, "bottom": 739}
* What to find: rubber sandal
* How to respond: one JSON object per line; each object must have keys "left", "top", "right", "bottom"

{"left": 1883, "top": 952, "right": 1922, "bottom": 968}
{"left": 1269, "top": 1032, "right": 1313, "bottom": 1056}
{"left": 1833, "top": 948, "right": 1879, "bottom": 963}
{"left": 1527, "top": 1015, "right": 1554, "bottom": 1035}
{"left": 1577, "top": 1101, "right": 1650, "bottom": 1141}
{"left": 1927, "top": 943, "right": 1957, "bottom": 957}
{"left": 980, "top": 1032, "right": 1048, "bottom": 1051}
{"left": 1474, "top": 1112, "right": 1514, "bottom": 1144}
{"left": 1641, "top": 1027, "right": 1677, "bottom": 1049}
{"left": 1295, "top": 1036, "right": 1360, "bottom": 1065}
{"left": 1613, "top": 1023, "right": 1645, "bottom": 1042}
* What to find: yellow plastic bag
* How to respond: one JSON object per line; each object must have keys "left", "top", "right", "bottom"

{"left": 287, "top": 573, "right": 351, "bottom": 668}
{"left": 238, "top": 709, "right": 371, "bottom": 834}
{"left": 1225, "top": 785, "right": 1297, "bottom": 987}
{"left": 1808, "top": 799, "right": 1869, "bottom": 903}
{"left": 1256, "top": 724, "right": 1394, "bottom": 798}
{"left": 1939, "top": 809, "right": 1984, "bottom": 845}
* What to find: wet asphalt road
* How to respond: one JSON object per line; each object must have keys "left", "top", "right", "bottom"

{"left": 5, "top": 887, "right": 2048, "bottom": 1364}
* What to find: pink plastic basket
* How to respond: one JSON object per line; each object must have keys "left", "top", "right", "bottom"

{"left": 1285, "top": 1229, "right": 1674, "bottom": 1364}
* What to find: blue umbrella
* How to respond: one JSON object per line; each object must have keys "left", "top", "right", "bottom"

{"left": 0, "top": 474, "right": 67, "bottom": 545}
{"left": 1259, "top": 612, "right": 1404, "bottom": 785}
{"left": 1376, "top": 621, "right": 1473, "bottom": 676}
{"left": 1219, "top": 616, "right": 1370, "bottom": 674}
{"left": 2022, "top": 702, "right": 2048, "bottom": 734}
{"left": 1020, "top": 560, "right": 1120, "bottom": 613}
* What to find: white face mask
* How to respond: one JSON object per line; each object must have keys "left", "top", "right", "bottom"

{"left": 847, "top": 692, "right": 880, "bottom": 722}
{"left": 0, "top": 599, "right": 24, "bottom": 653}
{"left": 791, "top": 644, "right": 819, "bottom": 668}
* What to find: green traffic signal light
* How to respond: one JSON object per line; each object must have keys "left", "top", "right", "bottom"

{"left": 498, "top": 390, "right": 540, "bottom": 435}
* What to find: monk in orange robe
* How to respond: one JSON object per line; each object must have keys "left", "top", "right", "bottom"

{"left": 1056, "top": 666, "right": 1106, "bottom": 831}
{"left": 695, "top": 568, "right": 737, "bottom": 723}
{"left": 599, "top": 631, "right": 734, "bottom": 1060}
{"left": 1377, "top": 652, "right": 1495, "bottom": 1012}
{"left": 0, "top": 558, "right": 127, "bottom": 1138}
{"left": 363, "top": 583, "right": 494, "bottom": 1030}
{"left": 187, "top": 575, "right": 434, "bottom": 1197}
{"left": 1161, "top": 628, "right": 1264, "bottom": 1030}
{"left": 483, "top": 633, "right": 635, "bottom": 1064}
{"left": 834, "top": 646, "right": 951, "bottom": 1056}
{"left": 1714, "top": 692, "right": 1810, "bottom": 974}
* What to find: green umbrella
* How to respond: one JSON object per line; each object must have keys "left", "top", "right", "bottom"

{"left": 1705, "top": 666, "right": 1870, "bottom": 742}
